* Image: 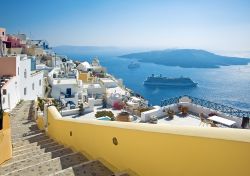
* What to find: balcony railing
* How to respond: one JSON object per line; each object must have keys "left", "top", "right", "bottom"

{"left": 161, "top": 95, "right": 250, "bottom": 118}
{"left": 60, "top": 92, "right": 75, "bottom": 98}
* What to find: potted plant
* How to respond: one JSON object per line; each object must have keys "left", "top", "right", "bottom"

{"left": 166, "top": 108, "right": 175, "bottom": 120}
{"left": 116, "top": 111, "right": 130, "bottom": 122}
{"left": 78, "top": 103, "right": 84, "bottom": 115}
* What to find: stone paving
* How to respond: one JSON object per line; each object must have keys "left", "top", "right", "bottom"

{"left": 0, "top": 100, "right": 128, "bottom": 176}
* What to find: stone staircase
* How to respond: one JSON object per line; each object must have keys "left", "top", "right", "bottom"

{"left": 0, "top": 101, "right": 129, "bottom": 176}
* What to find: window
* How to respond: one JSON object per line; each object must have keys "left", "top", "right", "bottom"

{"left": 2, "top": 32, "right": 4, "bottom": 35}
{"left": 18, "top": 67, "right": 19, "bottom": 75}
{"left": 39, "top": 79, "right": 41, "bottom": 86}
{"left": 24, "top": 88, "right": 27, "bottom": 95}
{"left": 2, "top": 89, "right": 7, "bottom": 95}
{"left": 3, "top": 97, "right": 5, "bottom": 104}
{"left": 24, "top": 69, "right": 27, "bottom": 78}
{"left": 32, "top": 83, "right": 35, "bottom": 90}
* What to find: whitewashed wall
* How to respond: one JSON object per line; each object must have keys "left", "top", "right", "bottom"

{"left": 18, "top": 55, "right": 44, "bottom": 100}
{"left": 1, "top": 77, "right": 20, "bottom": 111}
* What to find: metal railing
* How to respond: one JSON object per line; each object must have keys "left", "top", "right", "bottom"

{"left": 161, "top": 95, "right": 250, "bottom": 118}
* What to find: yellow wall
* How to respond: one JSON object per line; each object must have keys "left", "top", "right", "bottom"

{"left": 78, "top": 72, "right": 89, "bottom": 82}
{"left": 0, "top": 113, "right": 12, "bottom": 165}
{"left": 78, "top": 72, "right": 93, "bottom": 83}
{"left": 47, "top": 106, "right": 250, "bottom": 176}
{"left": 36, "top": 115, "right": 45, "bottom": 130}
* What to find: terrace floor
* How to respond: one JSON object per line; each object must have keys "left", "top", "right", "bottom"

{"left": 62, "top": 106, "right": 217, "bottom": 127}
{"left": 157, "top": 114, "right": 210, "bottom": 127}
{"left": 62, "top": 106, "right": 138, "bottom": 121}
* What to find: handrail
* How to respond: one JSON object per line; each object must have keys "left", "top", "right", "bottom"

{"left": 161, "top": 95, "right": 250, "bottom": 118}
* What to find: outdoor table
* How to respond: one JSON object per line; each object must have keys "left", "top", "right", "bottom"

{"left": 208, "top": 115, "right": 236, "bottom": 127}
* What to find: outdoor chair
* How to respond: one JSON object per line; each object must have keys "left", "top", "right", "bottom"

{"left": 199, "top": 113, "right": 210, "bottom": 126}
{"left": 209, "top": 121, "right": 218, "bottom": 127}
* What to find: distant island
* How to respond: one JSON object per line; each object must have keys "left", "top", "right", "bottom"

{"left": 120, "top": 49, "right": 250, "bottom": 68}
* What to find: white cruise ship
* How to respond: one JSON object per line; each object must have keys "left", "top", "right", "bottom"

{"left": 144, "top": 74, "right": 197, "bottom": 87}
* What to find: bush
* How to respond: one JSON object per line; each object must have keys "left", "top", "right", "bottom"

{"left": 95, "top": 110, "right": 114, "bottom": 120}
{"left": 113, "top": 101, "right": 125, "bottom": 110}
{"left": 138, "top": 107, "right": 153, "bottom": 113}
{"left": 37, "top": 97, "right": 44, "bottom": 111}
{"left": 52, "top": 99, "right": 62, "bottom": 111}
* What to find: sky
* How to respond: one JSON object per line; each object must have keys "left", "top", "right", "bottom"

{"left": 1, "top": 0, "right": 250, "bottom": 52}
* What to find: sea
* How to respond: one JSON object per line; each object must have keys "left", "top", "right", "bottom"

{"left": 64, "top": 53, "right": 250, "bottom": 111}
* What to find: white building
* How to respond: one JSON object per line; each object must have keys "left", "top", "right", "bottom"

{"left": 99, "top": 78, "right": 128, "bottom": 106}
{"left": 83, "top": 83, "right": 105, "bottom": 105}
{"left": 0, "top": 55, "right": 44, "bottom": 111}
{"left": 48, "top": 67, "right": 86, "bottom": 107}
{"left": 76, "top": 61, "right": 92, "bottom": 72}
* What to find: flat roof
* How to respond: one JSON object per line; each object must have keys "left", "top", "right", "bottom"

{"left": 52, "top": 79, "right": 78, "bottom": 85}
{"left": 100, "top": 78, "right": 115, "bottom": 83}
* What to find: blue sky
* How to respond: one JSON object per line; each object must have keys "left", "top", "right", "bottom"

{"left": 1, "top": 0, "right": 250, "bottom": 51}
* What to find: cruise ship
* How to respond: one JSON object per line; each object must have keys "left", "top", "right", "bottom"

{"left": 144, "top": 74, "right": 197, "bottom": 87}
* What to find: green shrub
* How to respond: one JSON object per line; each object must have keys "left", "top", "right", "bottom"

{"left": 95, "top": 110, "right": 114, "bottom": 119}
{"left": 139, "top": 107, "right": 153, "bottom": 113}
{"left": 37, "top": 97, "right": 45, "bottom": 111}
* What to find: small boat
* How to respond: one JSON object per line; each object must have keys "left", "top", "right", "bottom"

{"left": 128, "top": 62, "right": 140, "bottom": 69}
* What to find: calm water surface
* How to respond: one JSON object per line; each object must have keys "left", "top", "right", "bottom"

{"left": 65, "top": 53, "right": 250, "bottom": 110}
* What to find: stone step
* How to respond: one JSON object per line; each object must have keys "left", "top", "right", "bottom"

{"left": 13, "top": 144, "right": 64, "bottom": 158}
{"left": 11, "top": 127, "right": 40, "bottom": 135}
{"left": 11, "top": 124, "right": 39, "bottom": 131}
{"left": 3, "top": 145, "right": 70, "bottom": 166}
{"left": 4, "top": 152, "right": 88, "bottom": 176}
{"left": 12, "top": 135, "right": 50, "bottom": 148}
{"left": 12, "top": 138, "right": 53, "bottom": 150}
{"left": 0, "top": 148, "right": 74, "bottom": 175}
{"left": 10, "top": 124, "right": 37, "bottom": 130}
{"left": 13, "top": 141, "right": 59, "bottom": 156}
{"left": 13, "top": 140, "right": 57, "bottom": 153}
{"left": 11, "top": 112, "right": 31, "bottom": 118}
{"left": 53, "top": 160, "right": 114, "bottom": 176}
{"left": 12, "top": 133, "right": 46, "bottom": 143}
{"left": 11, "top": 130, "right": 44, "bottom": 140}
{"left": 11, "top": 129, "right": 42, "bottom": 138}
{"left": 10, "top": 122, "right": 37, "bottom": 128}
{"left": 11, "top": 129, "right": 40, "bottom": 136}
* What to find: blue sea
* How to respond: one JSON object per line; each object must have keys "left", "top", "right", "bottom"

{"left": 65, "top": 53, "right": 250, "bottom": 110}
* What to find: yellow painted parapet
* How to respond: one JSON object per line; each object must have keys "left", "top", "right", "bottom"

{"left": 36, "top": 115, "right": 45, "bottom": 130}
{"left": 0, "top": 113, "right": 12, "bottom": 165}
{"left": 47, "top": 106, "right": 250, "bottom": 176}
